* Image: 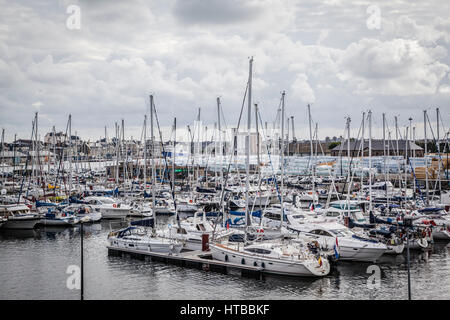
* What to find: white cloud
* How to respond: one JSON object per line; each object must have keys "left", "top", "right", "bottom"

{"left": 339, "top": 38, "right": 449, "bottom": 95}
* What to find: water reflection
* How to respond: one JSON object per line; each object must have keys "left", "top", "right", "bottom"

{"left": 0, "top": 221, "right": 449, "bottom": 300}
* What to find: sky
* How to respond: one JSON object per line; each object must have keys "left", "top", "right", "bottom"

{"left": 0, "top": 0, "right": 449, "bottom": 143}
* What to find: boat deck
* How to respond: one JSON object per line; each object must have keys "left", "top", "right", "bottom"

{"left": 107, "top": 246, "right": 263, "bottom": 278}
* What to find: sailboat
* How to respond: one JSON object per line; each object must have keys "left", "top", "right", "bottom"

{"left": 108, "top": 95, "right": 184, "bottom": 255}
{"left": 210, "top": 58, "right": 330, "bottom": 277}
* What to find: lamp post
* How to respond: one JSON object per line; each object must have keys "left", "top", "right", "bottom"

{"left": 403, "top": 216, "right": 413, "bottom": 300}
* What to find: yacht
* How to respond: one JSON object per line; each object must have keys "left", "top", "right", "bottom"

{"left": 108, "top": 226, "right": 184, "bottom": 254}
{"left": 287, "top": 221, "right": 387, "bottom": 262}
{"left": 83, "top": 196, "right": 131, "bottom": 219}
{"left": 157, "top": 211, "right": 235, "bottom": 251}
{"left": 39, "top": 208, "right": 80, "bottom": 227}
{"left": 0, "top": 204, "right": 41, "bottom": 229}
{"left": 210, "top": 240, "right": 330, "bottom": 277}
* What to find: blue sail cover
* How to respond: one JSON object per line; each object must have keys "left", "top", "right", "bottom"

{"left": 229, "top": 210, "right": 262, "bottom": 218}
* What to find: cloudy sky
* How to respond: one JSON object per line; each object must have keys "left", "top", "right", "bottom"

{"left": 0, "top": 0, "right": 449, "bottom": 143}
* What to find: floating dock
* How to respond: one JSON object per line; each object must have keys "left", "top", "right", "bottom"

{"left": 107, "top": 246, "right": 264, "bottom": 279}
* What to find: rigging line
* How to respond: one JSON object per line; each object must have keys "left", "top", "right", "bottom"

{"left": 152, "top": 100, "right": 181, "bottom": 229}
{"left": 340, "top": 115, "right": 363, "bottom": 199}
{"left": 211, "top": 80, "right": 249, "bottom": 241}
{"left": 17, "top": 118, "right": 35, "bottom": 203}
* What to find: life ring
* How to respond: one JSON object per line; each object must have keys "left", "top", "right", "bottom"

{"left": 113, "top": 204, "right": 117, "bottom": 208}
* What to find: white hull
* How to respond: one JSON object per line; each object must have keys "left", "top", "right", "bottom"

{"left": 100, "top": 208, "right": 130, "bottom": 219}
{"left": 109, "top": 236, "right": 183, "bottom": 254}
{"left": 210, "top": 244, "right": 329, "bottom": 277}
{"left": 1, "top": 217, "right": 41, "bottom": 230}
{"left": 40, "top": 218, "right": 78, "bottom": 226}
{"left": 337, "top": 245, "right": 386, "bottom": 262}
{"left": 177, "top": 204, "right": 198, "bottom": 212}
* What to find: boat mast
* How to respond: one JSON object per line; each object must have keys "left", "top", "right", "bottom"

{"left": 217, "top": 97, "right": 224, "bottom": 226}
{"left": 382, "top": 113, "right": 386, "bottom": 202}
{"left": 1, "top": 128, "right": 4, "bottom": 186}
{"left": 368, "top": 110, "right": 373, "bottom": 213}
{"left": 173, "top": 117, "right": 176, "bottom": 195}
{"left": 395, "top": 116, "right": 399, "bottom": 157}
{"left": 150, "top": 94, "right": 157, "bottom": 229}
{"left": 280, "top": 91, "right": 286, "bottom": 228}
{"left": 404, "top": 126, "right": 409, "bottom": 203}
{"left": 245, "top": 57, "right": 253, "bottom": 243}
{"left": 436, "top": 108, "right": 442, "bottom": 203}
{"left": 115, "top": 122, "right": 119, "bottom": 188}
{"left": 68, "top": 114, "right": 72, "bottom": 195}
{"left": 409, "top": 118, "right": 415, "bottom": 199}
{"left": 143, "top": 115, "right": 147, "bottom": 192}
{"left": 424, "top": 110, "right": 429, "bottom": 205}
{"left": 361, "top": 112, "right": 365, "bottom": 199}
{"left": 308, "top": 104, "right": 315, "bottom": 203}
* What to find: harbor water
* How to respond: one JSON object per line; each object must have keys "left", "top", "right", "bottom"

{"left": 1, "top": 220, "right": 449, "bottom": 300}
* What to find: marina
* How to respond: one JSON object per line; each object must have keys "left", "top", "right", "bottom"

{"left": 1, "top": 0, "right": 449, "bottom": 304}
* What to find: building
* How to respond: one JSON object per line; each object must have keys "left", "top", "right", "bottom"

{"left": 44, "top": 132, "right": 67, "bottom": 145}
{"left": 330, "top": 139, "right": 424, "bottom": 157}
{"left": 287, "top": 141, "right": 332, "bottom": 156}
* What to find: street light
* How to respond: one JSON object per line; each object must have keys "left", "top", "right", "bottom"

{"left": 403, "top": 216, "right": 413, "bottom": 300}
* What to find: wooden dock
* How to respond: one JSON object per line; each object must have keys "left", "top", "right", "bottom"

{"left": 107, "top": 246, "right": 263, "bottom": 278}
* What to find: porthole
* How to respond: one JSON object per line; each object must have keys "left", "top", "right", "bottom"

{"left": 241, "top": 258, "right": 245, "bottom": 265}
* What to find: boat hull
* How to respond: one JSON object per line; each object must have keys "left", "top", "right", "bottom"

{"left": 1, "top": 217, "right": 41, "bottom": 230}
{"left": 210, "top": 244, "right": 329, "bottom": 277}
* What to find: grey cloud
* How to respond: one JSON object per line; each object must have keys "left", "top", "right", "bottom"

{"left": 172, "top": 0, "right": 264, "bottom": 25}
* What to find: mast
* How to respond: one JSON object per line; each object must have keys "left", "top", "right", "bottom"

{"left": 217, "top": 97, "right": 223, "bottom": 194}
{"left": 409, "top": 117, "right": 415, "bottom": 199}
{"left": 382, "top": 113, "right": 386, "bottom": 175}
{"left": 217, "top": 97, "right": 225, "bottom": 226}
{"left": 150, "top": 95, "right": 157, "bottom": 228}
{"left": 245, "top": 57, "right": 253, "bottom": 242}
{"left": 143, "top": 115, "right": 147, "bottom": 192}
{"left": 13, "top": 133, "right": 16, "bottom": 190}
{"left": 361, "top": 112, "right": 365, "bottom": 197}
{"left": 424, "top": 110, "right": 429, "bottom": 205}
{"left": 121, "top": 119, "right": 126, "bottom": 187}
{"left": 291, "top": 116, "right": 295, "bottom": 141}
{"left": 172, "top": 117, "right": 176, "bottom": 195}
{"left": 255, "top": 103, "right": 261, "bottom": 186}
{"left": 436, "top": 108, "right": 442, "bottom": 203}
{"left": 308, "top": 104, "right": 315, "bottom": 203}
{"left": 115, "top": 122, "right": 119, "bottom": 187}
{"left": 1, "top": 128, "right": 4, "bottom": 186}
{"left": 68, "top": 114, "right": 72, "bottom": 194}
{"left": 404, "top": 126, "right": 409, "bottom": 203}
{"left": 395, "top": 116, "right": 399, "bottom": 156}
{"left": 280, "top": 91, "right": 286, "bottom": 227}
{"left": 368, "top": 110, "right": 373, "bottom": 213}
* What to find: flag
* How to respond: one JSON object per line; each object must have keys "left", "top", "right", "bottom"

{"left": 334, "top": 237, "right": 340, "bottom": 259}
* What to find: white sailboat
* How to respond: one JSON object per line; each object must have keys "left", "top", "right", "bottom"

{"left": 108, "top": 95, "right": 184, "bottom": 255}
{"left": 0, "top": 204, "right": 41, "bottom": 229}
{"left": 211, "top": 59, "right": 330, "bottom": 277}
